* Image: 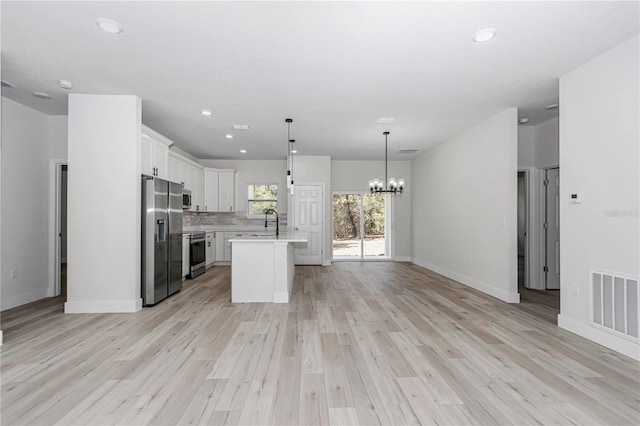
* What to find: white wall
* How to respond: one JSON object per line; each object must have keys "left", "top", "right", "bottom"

{"left": 331, "top": 160, "right": 411, "bottom": 259}
{"left": 558, "top": 35, "right": 639, "bottom": 359}
{"left": 517, "top": 118, "right": 559, "bottom": 168}
{"left": 517, "top": 126, "right": 536, "bottom": 167}
{"left": 1, "top": 98, "right": 52, "bottom": 310}
{"left": 49, "top": 115, "right": 68, "bottom": 159}
{"left": 536, "top": 117, "right": 559, "bottom": 168}
{"left": 65, "top": 94, "right": 142, "bottom": 313}
{"left": 200, "top": 159, "right": 287, "bottom": 215}
{"left": 411, "top": 108, "right": 519, "bottom": 303}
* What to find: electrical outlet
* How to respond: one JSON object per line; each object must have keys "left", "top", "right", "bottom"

{"left": 10, "top": 268, "right": 17, "bottom": 279}
{"left": 277, "top": 256, "right": 284, "bottom": 265}
{"left": 498, "top": 217, "right": 506, "bottom": 227}
{"left": 468, "top": 256, "right": 472, "bottom": 265}
{"left": 571, "top": 283, "right": 580, "bottom": 296}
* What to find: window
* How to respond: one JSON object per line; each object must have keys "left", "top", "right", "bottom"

{"left": 247, "top": 184, "right": 278, "bottom": 217}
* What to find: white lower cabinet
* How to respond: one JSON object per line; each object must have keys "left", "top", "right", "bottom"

{"left": 215, "top": 232, "right": 225, "bottom": 262}
{"left": 205, "top": 232, "right": 215, "bottom": 267}
{"left": 182, "top": 234, "right": 190, "bottom": 277}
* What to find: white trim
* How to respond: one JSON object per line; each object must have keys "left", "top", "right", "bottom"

{"left": 64, "top": 298, "right": 143, "bottom": 313}
{"left": 0, "top": 330, "right": 3, "bottom": 346}
{"left": 273, "top": 292, "right": 289, "bottom": 303}
{"left": 2, "top": 288, "right": 51, "bottom": 311}
{"left": 49, "top": 158, "right": 68, "bottom": 298}
{"left": 411, "top": 257, "right": 521, "bottom": 303}
{"left": 141, "top": 124, "right": 174, "bottom": 147}
{"left": 394, "top": 256, "right": 412, "bottom": 262}
{"left": 322, "top": 260, "right": 332, "bottom": 266}
{"left": 558, "top": 314, "right": 640, "bottom": 361}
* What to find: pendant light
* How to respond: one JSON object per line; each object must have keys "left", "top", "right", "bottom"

{"left": 285, "top": 118, "right": 295, "bottom": 195}
{"left": 369, "top": 131, "right": 405, "bottom": 195}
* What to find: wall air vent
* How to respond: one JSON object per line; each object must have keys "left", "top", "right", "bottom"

{"left": 591, "top": 270, "right": 639, "bottom": 341}
{"left": 397, "top": 149, "right": 419, "bottom": 154}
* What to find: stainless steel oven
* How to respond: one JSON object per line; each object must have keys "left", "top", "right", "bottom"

{"left": 189, "top": 232, "right": 206, "bottom": 278}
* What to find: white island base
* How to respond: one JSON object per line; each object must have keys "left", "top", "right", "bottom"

{"left": 230, "top": 233, "right": 307, "bottom": 303}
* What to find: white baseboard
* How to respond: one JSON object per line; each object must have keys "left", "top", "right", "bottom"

{"left": 1, "top": 288, "right": 51, "bottom": 311}
{"left": 558, "top": 314, "right": 640, "bottom": 361}
{"left": 411, "top": 257, "right": 520, "bottom": 304}
{"left": 394, "top": 256, "right": 412, "bottom": 262}
{"left": 322, "top": 260, "right": 332, "bottom": 266}
{"left": 64, "top": 298, "right": 143, "bottom": 313}
{"left": 273, "top": 292, "right": 289, "bottom": 303}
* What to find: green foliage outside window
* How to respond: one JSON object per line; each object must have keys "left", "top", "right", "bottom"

{"left": 333, "top": 194, "right": 385, "bottom": 239}
{"left": 248, "top": 184, "right": 278, "bottom": 216}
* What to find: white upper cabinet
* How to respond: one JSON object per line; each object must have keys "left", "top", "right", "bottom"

{"left": 218, "top": 171, "right": 235, "bottom": 212}
{"left": 203, "top": 168, "right": 235, "bottom": 212}
{"left": 203, "top": 169, "right": 219, "bottom": 212}
{"left": 192, "top": 167, "right": 204, "bottom": 212}
{"left": 141, "top": 125, "right": 172, "bottom": 179}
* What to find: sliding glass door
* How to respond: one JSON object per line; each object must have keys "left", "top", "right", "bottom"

{"left": 332, "top": 192, "right": 389, "bottom": 259}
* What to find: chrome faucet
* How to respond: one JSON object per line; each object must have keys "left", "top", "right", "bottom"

{"left": 264, "top": 209, "right": 279, "bottom": 236}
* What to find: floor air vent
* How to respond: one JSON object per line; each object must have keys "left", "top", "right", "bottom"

{"left": 591, "top": 271, "right": 639, "bottom": 341}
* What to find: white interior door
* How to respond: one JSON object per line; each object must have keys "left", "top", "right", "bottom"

{"left": 294, "top": 185, "right": 323, "bottom": 265}
{"left": 545, "top": 168, "right": 560, "bottom": 290}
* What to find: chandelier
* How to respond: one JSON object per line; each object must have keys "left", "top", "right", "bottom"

{"left": 369, "top": 131, "right": 405, "bottom": 195}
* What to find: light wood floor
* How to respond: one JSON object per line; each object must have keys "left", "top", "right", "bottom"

{"left": 2, "top": 262, "right": 639, "bottom": 425}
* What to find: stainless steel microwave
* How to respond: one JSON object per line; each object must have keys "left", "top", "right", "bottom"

{"left": 182, "top": 189, "right": 191, "bottom": 210}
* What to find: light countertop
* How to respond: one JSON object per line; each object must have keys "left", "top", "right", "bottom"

{"left": 228, "top": 232, "right": 308, "bottom": 243}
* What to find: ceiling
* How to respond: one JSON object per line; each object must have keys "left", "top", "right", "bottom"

{"left": 1, "top": 1, "right": 638, "bottom": 161}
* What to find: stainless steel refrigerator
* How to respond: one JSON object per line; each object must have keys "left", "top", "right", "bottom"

{"left": 142, "top": 176, "right": 183, "bottom": 306}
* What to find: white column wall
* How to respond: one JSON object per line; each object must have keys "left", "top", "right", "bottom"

{"left": 65, "top": 94, "right": 142, "bottom": 313}
{"left": 558, "top": 35, "right": 639, "bottom": 359}
{"left": 411, "top": 108, "right": 519, "bottom": 303}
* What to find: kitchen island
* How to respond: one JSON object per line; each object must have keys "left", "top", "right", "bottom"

{"left": 229, "top": 232, "right": 308, "bottom": 303}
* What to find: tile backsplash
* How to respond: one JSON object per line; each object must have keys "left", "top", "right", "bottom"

{"left": 184, "top": 211, "right": 287, "bottom": 227}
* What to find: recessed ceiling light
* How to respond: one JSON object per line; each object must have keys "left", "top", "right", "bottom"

{"left": 240, "top": 149, "right": 247, "bottom": 154}
{"left": 519, "top": 118, "right": 529, "bottom": 125}
{"left": 225, "top": 134, "right": 233, "bottom": 139}
{"left": 376, "top": 117, "right": 395, "bottom": 124}
{"left": 473, "top": 28, "right": 497, "bottom": 43}
{"left": 201, "top": 109, "right": 212, "bottom": 116}
{"left": 291, "top": 150, "right": 298, "bottom": 154}
{"left": 33, "top": 91, "right": 52, "bottom": 99}
{"left": 232, "top": 124, "right": 250, "bottom": 130}
{"left": 58, "top": 80, "right": 73, "bottom": 90}
{"left": 545, "top": 103, "right": 559, "bottom": 110}
{"left": 96, "top": 18, "right": 123, "bottom": 34}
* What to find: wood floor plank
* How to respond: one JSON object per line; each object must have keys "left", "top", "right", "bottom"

{"left": 1, "top": 262, "right": 638, "bottom": 425}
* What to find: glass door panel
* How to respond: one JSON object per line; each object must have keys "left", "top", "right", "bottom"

{"left": 363, "top": 194, "right": 386, "bottom": 257}
{"left": 332, "top": 194, "right": 362, "bottom": 257}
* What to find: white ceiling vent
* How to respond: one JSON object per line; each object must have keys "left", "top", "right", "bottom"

{"left": 232, "top": 124, "right": 250, "bottom": 130}
{"left": 397, "top": 149, "right": 419, "bottom": 154}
